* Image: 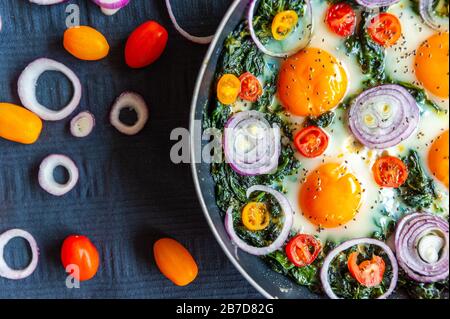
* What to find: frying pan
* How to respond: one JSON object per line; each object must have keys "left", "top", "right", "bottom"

{"left": 189, "top": 0, "right": 321, "bottom": 299}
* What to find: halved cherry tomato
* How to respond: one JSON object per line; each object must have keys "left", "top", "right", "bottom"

{"left": 367, "top": 13, "right": 402, "bottom": 47}
{"left": 153, "top": 238, "right": 198, "bottom": 287}
{"left": 286, "top": 234, "right": 322, "bottom": 267}
{"left": 239, "top": 72, "right": 263, "bottom": 102}
{"left": 326, "top": 3, "right": 356, "bottom": 37}
{"left": 125, "top": 21, "right": 168, "bottom": 68}
{"left": 217, "top": 74, "right": 241, "bottom": 105}
{"left": 241, "top": 202, "right": 270, "bottom": 231}
{"left": 61, "top": 235, "right": 100, "bottom": 282}
{"left": 272, "top": 10, "right": 299, "bottom": 41}
{"left": 347, "top": 252, "right": 386, "bottom": 287}
{"left": 294, "top": 126, "right": 329, "bottom": 158}
{"left": 372, "top": 156, "right": 408, "bottom": 188}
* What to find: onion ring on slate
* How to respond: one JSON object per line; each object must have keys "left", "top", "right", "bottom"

{"left": 38, "top": 154, "right": 79, "bottom": 196}
{"left": 91, "top": 0, "right": 130, "bottom": 9}
{"left": 165, "top": 0, "right": 214, "bottom": 44}
{"left": 70, "top": 111, "right": 95, "bottom": 138}
{"left": 320, "top": 238, "right": 398, "bottom": 299}
{"left": 225, "top": 185, "right": 294, "bottom": 256}
{"left": 29, "top": 0, "right": 68, "bottom": 5}
{"left": 18, "top": 58, "right": 82, "bottom": 121}
{"left": 110, "top": 91, "right": 149, "bottom": 135}
{"left": 0, "top": 229, "right": 39, "bottom": 280}
{"left": 348, "top": 84, "right": 420, "bottom": 149}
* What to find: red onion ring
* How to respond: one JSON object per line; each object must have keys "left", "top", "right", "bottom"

{"left": 18, "top": 58, "right": 82, "bottom": 121}
{"left": 419, "top": 0, "right": 449, "bottom": 31}
{"left": 38, "top": 154, "right": 79, "bottom": 196}
{"left": 110, "top": 91, "right": 149, "bottom": 135}
{"left": 224, "top": 111, "right": 280, "bottom": 176}
{"left": 320, "top": 238, "right": 398, "bottom": 299}
{"left": 394, "top": 213, "right": 449, "bottom": 283}
{"left": 70, "top": 111, "right": 95, "bottom": 138}
{"left": 165, "top": 0, "right": 214, "bottom": 44}
{"left": 348, "top": 84, "right": 420, "bottom": 149}
{"left": 248, "top": 0, "right": 313, "bottom": 58}
{"left": 355, "top": 0, "right": 400, "bottom": 8}
{"left": 0, "top": 229, "right": 39, "bottom": 280}
{"left": 91, "top": 0, "right": 130, "bottom": 10}
{"left": 225, "top": 185, "right": 294, "bottom": 256}
{"left": 29, "top": 0, "right": 68, "bottom": 5}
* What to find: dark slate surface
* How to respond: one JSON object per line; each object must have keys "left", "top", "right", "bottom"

{"left": 0, "top": 0, "right": 262, "bottom": 299}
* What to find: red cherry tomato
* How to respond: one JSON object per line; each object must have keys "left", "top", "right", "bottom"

{"left": 286, "top": 234, "right": 322, "bottom": 267}
{"left": 239, "top": 72, "right": 263, "bottom": 102}
{"left": 367, "top": 13, "right": 402, "bottom": 47}
{"left": 125, "top": 21, "right": 169, "bottom": 69}
{"left": 348, "top": 252, "right": 386, "bottom": 287}
{"left": 326, "top": 3, "right": 356, "bottom": 37}
{"left": 294, "top": 126, "right": 329, "bottom": 158}
{"left": 372, "top": 156, "right": 409, "bottom": 188}
{"left": 61, "top": 235, "right": 100, "bottom": 282}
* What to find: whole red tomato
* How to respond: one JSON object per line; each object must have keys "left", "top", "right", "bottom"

{"left": 61, "top": 235, "right": 100, "bottom": 282}
{"left": 125, "top": 21, "right": 168, "bottom": 68}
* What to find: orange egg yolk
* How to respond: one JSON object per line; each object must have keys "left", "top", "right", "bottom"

{"left": 278, "top": 48, "right": 348, "bottom": 117}
{"left": 415, "top": 32, "right": 449, "bottom": 99}
{"left": 299, "top": 163, "right": 362, "bottom": 228}
{"left": 428, "top": 130, "right": 449, "bottom": 189}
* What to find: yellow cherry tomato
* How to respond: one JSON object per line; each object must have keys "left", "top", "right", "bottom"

{"left": 272, "top": 10, "right": 299, "bottom": 41}
{"left": 0, "top": 103, "right": 43, "bottom": 144}
{"left": 153, "top": 238, "right": 198, "bottom": 287}
{"left": 217, "top": 74, "right": 241, "bottom": 105}
{"left": 63, "top": 26, "right": 110, "bottom": 61}
{"left": 242, "top": 202, "right": 271, "bottom": 231}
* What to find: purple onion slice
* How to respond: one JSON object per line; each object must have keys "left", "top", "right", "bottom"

{"left": 225, "top": 185, "right": 294, "bottom": 256}
{"left": 248, "top": 0, "right": 313, "bottom": 58}
{"left": 394, "top": 213, "right": 449, "bottom": 283}
{"left": 348, "top": 84, "right": 420, "bottom": 150}
{"left": 419, "top": 0, "right": 449, "bottom": 31}
{"left": 0, "top": 229, "right": 39, "bottom": 280}
{"left": 224, "top": 111, "right": 280, "bottom": 176}
{"left": 320, "top": 238, "right": 398, "bottom": 299}
{"left": 355, "top": 0, "right": 400, "bottom": 8}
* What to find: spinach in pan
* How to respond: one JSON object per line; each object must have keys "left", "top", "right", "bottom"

{"left": 399, "top": 150, "right": 438, "bottom": 210}
{"left": 253, "top": 0, "right": 307, "bottom": 43}
{"left": 344, "top": 11, "right": 387, "bottom": 87}
{"left": 219, "top": 22, "right": 265, "bottom": 77}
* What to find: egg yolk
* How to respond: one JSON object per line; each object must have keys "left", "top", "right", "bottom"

{"left": 278, "top": 48, "right": 348, "bottom": 117}
{"left": 428, "top": 130, "right": 449, "bottom": 189}
{"left": 299, "top": 163, "right": 362, "bottom": 228}
{"left": 415, "top": 32, "right": 449, "bottom": 98}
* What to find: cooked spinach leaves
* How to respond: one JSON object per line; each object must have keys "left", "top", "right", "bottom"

{"left": 304, "top": 111, "right": 336, "bottom": 128}
{"left": 220, "top": 22, "right": 265, "bottom": 77}
{"left": 345, "top": 11, "right": 387, "bottom": 87}
{"left": 264, "top": 246, "right": 322, "bottom": 290}
{"left": 328, "top": 244, "right": 394, "bottom": 299}
{"left": 400, "top": 150, "right": 438, "bottom": 210}
{"left": 253, "top": 0, "right": 306, "bottom": 43}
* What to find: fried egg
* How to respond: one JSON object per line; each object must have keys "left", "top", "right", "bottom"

{"left": 278, "top": 48, "right": 349, "bottom": 116}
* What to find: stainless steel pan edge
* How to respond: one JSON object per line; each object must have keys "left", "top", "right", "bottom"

{"left": 189, "top": 0, "right": 317, "bottom": 299}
